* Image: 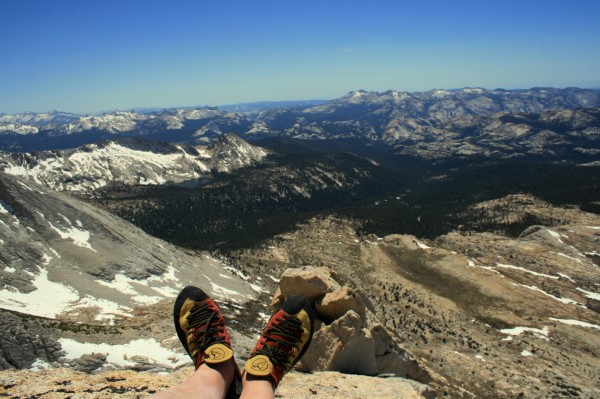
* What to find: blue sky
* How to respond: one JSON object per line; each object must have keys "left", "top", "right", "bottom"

{"left": 2, "top": 0, "right": 599, "bottom": 114}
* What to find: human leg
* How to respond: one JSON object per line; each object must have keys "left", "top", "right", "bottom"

{"left": 240, "top": 295, "right": 315, "bottom": 399}
{"left": 147, "top": 360, "right": 235, "bottom": 399}
{"left": 148, "top": 286, "right": 240, "bottom": 399}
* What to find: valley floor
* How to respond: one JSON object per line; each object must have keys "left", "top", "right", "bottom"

{"left": 229, "top": 215, "right": 600, "bottom": 399}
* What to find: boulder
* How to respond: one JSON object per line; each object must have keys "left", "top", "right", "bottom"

{"left": 278, "top": 266, "right": 343, "bottom": 301}
{"left": 316, "top": 286, "right": 367, "bottom": 324}
{"left": 274, "top": 266, "right": 432, "bottom": 383}
{"left": 370, "top": 324, "right": 431, "bottom": 382}
{"left": 71, "top": 353, "right": 107, "bottom": 373}
{"left": 298, "top": 310, "right": 378, "bottom": 375}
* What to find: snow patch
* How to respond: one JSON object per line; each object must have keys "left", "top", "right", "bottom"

{"left": 500, "top": 326, "right": 549, "bottom": 340}
{"left": 58, "top": 338, "right": 189, "bottom": 369}
{"left": 223, "top": 266, "right": 250, "bottom": 281}
{"left": 557, "top": 273, "right": 576, "bottom": 283}
{"left": 557, "top": 252, "right": 582, "bottom": 263}
{"left": 210, "top": 281, "right": 243, "bottom": 302}
{"left": 0, "top": 267, "right": 80, "bottom": 318}
{"left": 96, "top": 265, "right": 181, "bottom": 305}
{"left": 42, "top": 253, "right": 52, "bottom": 265}
{"left": 258, "top": 312, "right": 271, "bottom": 322}
{"left": 414, "top": 239, "right": 431, "bottom": 250}
{"left": 521, "top": 350, "right": 533, "bottom": 357}
{"left": 0, "top": 265, "right": 132, "bottom": 322}
{"left": 576, "top": 287, "right": 600, "bottom": 301}
{"left": 511, "top": 283, "right": 580, "bottom": 305}
{"left": 96, "top": 275, "right": 162, "bottom": 305}
{"left": 550, "top": 318, "right": 600, "bottom": 330}
{"left": 30, "top": 359, "right": 53, "bottom": 371}
{"left": 497, "top": 263, "right": 558, "bottom": 279}
{"left": 0, "top": 200, "right": 14, "bottom": 214}
{"left": 17, "top": 181, "right": 34, "bottom": 192}
{"left": 48, "top": 220, "right": 96, "bottom": 252}
{"left": 72, "top": 295, "right": 132, "bottom": 324}
{"left": 467, "top": 260, "right": 503, "bottom": 275}
{"left": 250, "top": 283, "right": 267, "bottom": 293}
{"left": 547, "top": 230, "right": 564, "bottom": 243}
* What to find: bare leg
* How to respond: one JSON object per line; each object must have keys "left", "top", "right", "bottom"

{"left": 239, "top": 372, "right": 275, "bottom": 399}
{"left": 148, "top": 359, "right": 234, "bottom": 399}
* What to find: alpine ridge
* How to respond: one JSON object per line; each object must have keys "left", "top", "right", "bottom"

{"left": 0, "top": 135, "right": 268, "bottom": 195}
{"left": 2, "top": 87, "right": 599, "bottom": 162}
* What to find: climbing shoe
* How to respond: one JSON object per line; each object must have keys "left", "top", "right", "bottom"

{"left": 174, "top": 286, "right": 234, "bottom": 369}
{"left": 244, "top": 295, "right": 315, "bottom": 388}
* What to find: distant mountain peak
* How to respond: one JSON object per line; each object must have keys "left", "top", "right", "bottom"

{"left": 0, "top": 134, "right": 268, "bottom": 194}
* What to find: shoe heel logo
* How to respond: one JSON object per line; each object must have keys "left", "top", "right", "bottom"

{"left": 250, "top": 357, "right": 269, "bottom": 371}
{"left": 208, "top": 347, "right": 226, "bottom": 360}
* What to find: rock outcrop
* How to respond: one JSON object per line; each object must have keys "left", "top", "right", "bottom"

{"left": 0, "top": 367, "right": 436, "bottom": 399}
{"left": 273, "top": 266, "right": 432, "bottom": 382}
{"left": 231, "top": 214, "right": 600, "bottom": 399}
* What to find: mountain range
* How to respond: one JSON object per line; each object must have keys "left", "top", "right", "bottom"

{"left": 1, "top": 87, "right": 599, "bottom": 162}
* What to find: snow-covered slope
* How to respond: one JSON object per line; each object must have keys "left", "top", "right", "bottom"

{"left": 0, "top": 135, "right": 269, "bottom": 195}
{"left": 207, "top": 134, "right": 270, "bottom": 172}
{"left": 0, "top": 173, "right": 262, "bottom": 371}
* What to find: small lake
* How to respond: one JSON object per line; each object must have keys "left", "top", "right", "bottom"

{"left": 170, "top": 177, "right": 213, "bottom": 188}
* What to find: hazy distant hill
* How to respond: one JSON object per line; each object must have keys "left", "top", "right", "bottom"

{"left": 217, "top": 99, "right": 327, "bottom": 113}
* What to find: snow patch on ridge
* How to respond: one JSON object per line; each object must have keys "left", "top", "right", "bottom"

{"left": 550, "top": 318, "right": 600, "bottom": 330}
{"left": 511, "top": 283, "right": 580, "bottom": 305}
{"left": 500, "top": 326, "right": 549, "bottom": 340}
{"left": 0, "top": 265, "right": 133, "bottom": 322}
{"left": 576, "top": 287, "right": 600, "bottom": 301}
{"left": 96, "top": 265, "right": 182, "bottom": 305}
{"left": 497, "top": 263, "right": 559, "bottom": 279}
{"left": 48, "top": 220, "right": 96, "bottom": 252}
{"left": 0, "top": 267, "right": 80, "bottom": 318}
{"left": 58, "top": 338, "right": 189, "bottom": 370}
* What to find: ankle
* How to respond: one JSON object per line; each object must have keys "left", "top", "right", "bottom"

{"left": 241, "top": 371, "right": 275, "bottom": 398}
{"left": 200, "top": 357, "right": 236, "bottom": 386}
{"left": 243, "top": 370, "right": 274, "bottom": 386}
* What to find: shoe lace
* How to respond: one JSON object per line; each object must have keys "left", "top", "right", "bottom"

{"left": 257, "top": 313, "right": 303, "bottom": 367}
{"left": 187, "top": 302, "right": 227, "bottom": 350}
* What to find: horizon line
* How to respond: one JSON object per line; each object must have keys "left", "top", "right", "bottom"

{"left": 2, "top": 85, "right": 600, "bottom": 116}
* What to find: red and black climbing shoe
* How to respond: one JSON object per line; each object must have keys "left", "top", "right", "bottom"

{"left": 244, "top": 295, "right": 315, "bottom": 388}
{"left": 174, "top": 286, "right": 234, "bottom": 369}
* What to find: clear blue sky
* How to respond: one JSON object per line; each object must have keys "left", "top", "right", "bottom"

{"left": 2, "top": 0, "right": 599, "bottom": 114}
